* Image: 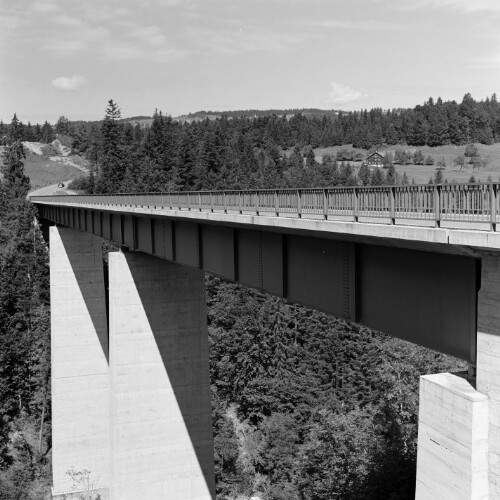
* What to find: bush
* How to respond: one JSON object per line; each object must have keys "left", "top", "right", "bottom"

{"left": 40, "top": 144, "right": 58, "bottom": 157}
{"left": 413, "top": 150, "right": 424, "bottom": 165}
{"left": 67, "top": 176, "right": 90, "bottom": 192}
{"left": 55, "top": 134, "right": 74, "bottom": 148}
{"left": 470, "top": 156, "right": 487, "bottom": 170}
{"left": 464, "top": 144, "right": 479, "bottom": 157}
{"left": 336, "top": 149, "right": 353, "bottom": 161}
{"left": 453, "top": 155, "right": 466, "bottom": 170}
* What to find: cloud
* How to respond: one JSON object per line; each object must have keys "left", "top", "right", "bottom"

{"left": 115, "top": 7, "right": 131, "bottom": 16}
{"left": 470, "top": 52, "right": 500, "bottom": 69}
{"left": 31, "top": 1, "right": 60, "bottom": 13}
{"left": 41, "top": 24, "right": 110, "bottom": 55}
{"left": 52, "top": 75, "right": 88, "bottom": 91}
{"left": 377, "top": 0, "right": 500, "bottom": 15}
{"left": 302, "top": 19, "right": 404, "bottom": 31}
{"left": 125, "top": 23, "right": 168, "bottom": 47}
{"left": 327, "top": 82, "right": 366, "bottom": 105}
{"left": 52, "top": 14, "right": 84, "bottom": 27}
{"left": 187, "top": 26, "right": 306, "bottom": 55}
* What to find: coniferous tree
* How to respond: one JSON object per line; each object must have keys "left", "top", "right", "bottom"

{"left": 96, "top": 100, "right": 124, "bottom": 193}
{"left": 385, "top": 165, "right": 396, "bottom": 185}
{"left": 434, "top": 169, "right": 444, "bottom": 184}
{"left": 40, "top": 122, "right": 54, "bottom": 144}
{"left": 1, "top": 115, "right": 30, "bottom": 199}
{"left": 358, "top": 164, "right": 371, "bottom": 186}
{"left": 370, "top": 168, "right": 384, "bottom": 186}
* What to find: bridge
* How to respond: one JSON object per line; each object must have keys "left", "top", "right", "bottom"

{"left": 31, "top": 182, "right": 500, "bottom": 500}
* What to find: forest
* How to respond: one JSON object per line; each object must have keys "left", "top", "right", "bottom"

{"left": 0, "top": 95, "right": 485, "bottom": 499}
{"left": 0, "top": 116, "right": 52, "bottom": 498}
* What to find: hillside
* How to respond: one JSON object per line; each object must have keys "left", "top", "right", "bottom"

{"left": 315, "top": 143, "right": 500, "bottom": 184}
{"left": 0, "top": 141, "right": 89, "bottom": 190}
{"left": 122, "top": 108, "right": 339, "bottom": 126}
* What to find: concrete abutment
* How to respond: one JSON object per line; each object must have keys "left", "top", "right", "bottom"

{"left": 415, "top": 373, "right": 489, "bottom": 500}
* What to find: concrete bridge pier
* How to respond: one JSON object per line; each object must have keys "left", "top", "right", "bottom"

{"left": 108, "top": 251, "right": 215, "bottom": 500}
{"left": 50, "top": 226, "right": 111, "bottom": 499}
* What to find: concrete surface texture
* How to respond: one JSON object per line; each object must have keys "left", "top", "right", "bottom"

{"left": 415, "top": 373, "right": 489, "bottom": 500}
{"left": 108, "top": 251, "right": 215, "bottom": 500}
{"left": 50, "top": 227, "right": 111, "bottom": 498}
{"left": 477, "top": 253, "right": 500, "bottom": 499}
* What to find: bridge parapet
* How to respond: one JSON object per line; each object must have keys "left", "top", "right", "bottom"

{"left": 31, "top": 182, "right": 500, "bottom": 231}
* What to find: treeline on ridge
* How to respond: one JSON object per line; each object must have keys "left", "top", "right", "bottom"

{"left": 4, "top": 93, "right": 500, "bottom": 151}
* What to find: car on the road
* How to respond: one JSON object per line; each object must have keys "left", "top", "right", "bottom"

{"left": 57, "top": 183, "right": 64, "bottom": 188}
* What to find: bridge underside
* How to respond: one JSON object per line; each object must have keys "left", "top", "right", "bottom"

{"left": 39, "top": 203, "right": 478, "bottom": 362}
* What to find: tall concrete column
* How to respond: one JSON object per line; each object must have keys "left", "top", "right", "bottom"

{"left": 477, "top": 252, "right": 500, "bottom": 499}
{"left": 108, "top": 251, "right": 215, "bottom": 500}
{"left": 415, "top": 373, "right": 489, "bottom": 500}
{"left": 50, "top": 227, "right": 110, "bottom": 499}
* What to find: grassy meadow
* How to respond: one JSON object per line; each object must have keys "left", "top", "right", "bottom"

{"left": 315, "top": 143, "right": 500, "bottom": 184}
{"left": 23, "top": 155, "right": 86, "bottom": 190}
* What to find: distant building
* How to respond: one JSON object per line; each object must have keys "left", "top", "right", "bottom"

{"left": 365, "top": 151, "right": 385, "bottom": 168}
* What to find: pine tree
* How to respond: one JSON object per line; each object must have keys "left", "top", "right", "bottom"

{"left": 358, "top": 163, "right": 371, "bottom": 186}
{"left": 370, "top": 168, "right": 384, "bottom": 186}
{"left": 385, "top": 165, "right": 396, "bottom": 185}
{"left": 434, "top": 169, "right": 444, "bottom": 184}
{"left": 40, "top": 122, "right": 54, "bottom": 144}
{"left": 96, "top": 99, "right": 124, "bottom": 193}
{"left": 1, "top": 115, "right": 30, "bottom": 199}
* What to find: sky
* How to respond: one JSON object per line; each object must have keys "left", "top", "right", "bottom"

{"left": 1, "top": 0, "right": 499, "bottom": 123}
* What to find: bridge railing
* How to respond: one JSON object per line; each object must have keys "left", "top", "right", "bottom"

{"left": 30, "top": 182, "right": 500, "bottom": 229}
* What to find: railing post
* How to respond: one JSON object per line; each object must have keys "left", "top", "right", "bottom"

{"left": 491, "top": 183, "right": 497, "bottom": 231}
{"left": 435, "top": 185, "right": 441, "bottom": 228}
{"left": 297, "top": 189, "right": 302, "bottom": 219}
{"left": 210, "top": 192, "right": 214, "bottom": 212}
{"left": 354, "top": 188, "right": 359, "bottom": 222}
{"left": 239, "top": 191, "right": 242, "bottom": 215}
{"left": 275, "top": 190, "right": 279, "bottom": 217}
{"left": 323, "top": 189, "right": 328, "bottom": 220}
{"left": 223, "top": 192, "right": 227, "bottom": 214}
{"left": 390, "top": 186, "right": 396, "bottom": 224}
{"left": 198, "top": 192, "right": 202, "bottom": 212}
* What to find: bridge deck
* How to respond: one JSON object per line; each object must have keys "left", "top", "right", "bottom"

{"left": 31, "top": 183, "right": 500, "bottom": 251}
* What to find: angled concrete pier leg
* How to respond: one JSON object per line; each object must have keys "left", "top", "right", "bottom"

{"left": 415, "top": 373, "right": 489, "bottom": 500}
{"left": 108, "top": 252, "right": 215, "bottom": 500}
{"left": 477, "top": 252, "right": 500, "bottom": 499}
{"left": 50, "top": 227, "right": 110, "bottom": 499}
